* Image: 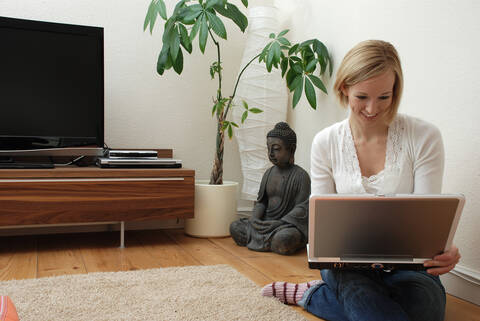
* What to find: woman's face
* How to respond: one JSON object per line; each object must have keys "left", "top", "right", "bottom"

{"left": 342, "top": 70, "right": 396, "bottom": 126}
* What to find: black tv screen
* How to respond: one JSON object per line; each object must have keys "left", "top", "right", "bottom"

{"left": 0, "top": 16, "right": 104, "bottom": 152}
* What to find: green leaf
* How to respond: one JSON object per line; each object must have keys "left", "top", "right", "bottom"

{"left": 277, "top": 29, "right": 289, "bottom": 37}
{"left": 249, "top": 108, "right": 262, "bottom": 114}
{"left": 231, "top": 122, "right": 239, "bottom": 128}
{"left": 228, "top": 123, "right": 233, "bottom": 139}
{"left": 271, "top": 42, "right": 281, "bottom": 66}
{"left": 288, "top": 44, "right": 299, "bottom": 55}
{"left": 206, "top": 0, "right": 220, "bottom": 9}
{"left": 210, "top": 65, "right": 215, "bottom": 79}
{"left": 164, "top": 51, "right": 173, "bottom": 70}
{"left": 172, "top": 47, "right": 184, "bottom": 74}
{"left": 281, "top": 58, "right": 288, "bottom": 78}
{"left": 188, "top": 4, "right": 203, "bottom": 12}
{"left": 317, "top": 54, "right": 326, "bottom": 75}
{"left": 212, "top": 103, "right": 217, "bottom": 116}
{"left": 169, "top": 27, "right": 181, "bottom": 62}
{"left": 285, "top": 68, "right": 296, "bottom": 88}
{"left": 156, "top": 44, "right": 170, "bottom": 75}
{"left": 301, "top": 45, "right": 315, "bottom": 60}
{"left": 241, "top": 0, "right": 248, "bottom": 7}
{"left": 156, "top": 0, "right": 167, "bottom": 20}
{"left": 304, "top": 77, "right": 316, "bottom": 109}
{"left": 290, "top": 74, "right": 303, "bottom": 91}
{"left": 242, "top": 100, "right": 249, "bottom": 109}
{"left": 173, "top": 0, "right": 186, "bottom": 16}
{"left": 308, "top": 74, "right": 328, "bottom": 94}
{"left": 144, "top": 1, "right": 155, "bottom": 32}
{"left": 241, "top": 110, "right": 248, "bottom": 123}
{"left": 305, "top": 58, "right": 318, "bottom": 73}
{"left": 183, "top": 10, "right": 202, "bottom": 23}
{"left": 213, "top": 3, "right": 248, "bottom": 32}
{"left": 206, "top": 11, "right": 227, "bottom": 39}
{"left": 178, "top": 24, "right": 192, "bottom": 53}
{"left": 292, "top": 62, "right": 303, "bottom": 74}
{"left": 290, "top": 56, "right": 301, "bottom": 63}
{"left": 162, "top": 18, "right": 174, "bottom": 43}
{"left": 259, "top": 42, "right": 272, "bottom": 63}
{"left": 299, "top": 39, "right": 314, "bottom": 48}
{"left": 222, "top": 121, "right": 229, "bottom": 130}
{"left": 199, "top": 14, "right": 208, "bottom": 53}
{"left": 313, "top": 39, "right": 328, "bottom": 57}
{"left": 266, "top": 44, "right": 275, "bottom": 72}
{"left": 277, "top": 37, "right": 291, "bottom": 46}
{"left": 292, "top": 77, "right": 304, "bottom": 108}
{"left": 328, "top": 56, "right": 333, "bottom": 76}
{"left": 269, "top": 33, "right": 275, "bottom": 39}
{"left": 190, "top": 15, "right": 202, "bottom": 42}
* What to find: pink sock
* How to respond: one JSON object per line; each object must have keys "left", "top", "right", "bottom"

{"left": 261, "top": 280, "right": 322, "bottom": 305}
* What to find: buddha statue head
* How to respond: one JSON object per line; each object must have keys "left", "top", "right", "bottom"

{"left": 266, "top": 122, "right": 297, "bottom": 168}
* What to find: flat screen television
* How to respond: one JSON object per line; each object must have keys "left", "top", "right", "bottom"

{"left": 0, "top": 16, "right": 104, "bottom": 157}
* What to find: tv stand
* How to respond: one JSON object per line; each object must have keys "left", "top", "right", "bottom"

{"left": 0, "top": 150, "right": 194, "bottom": 247}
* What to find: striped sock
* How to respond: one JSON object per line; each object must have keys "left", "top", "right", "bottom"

{"left": 261, "top": 280, "right": 322, "bottom": 305}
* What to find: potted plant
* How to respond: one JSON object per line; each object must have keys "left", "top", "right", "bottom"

{"left": 144, "top": 0, "right": 332, "bottom": 236}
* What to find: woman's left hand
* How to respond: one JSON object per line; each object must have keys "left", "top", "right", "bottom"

{"left": 424, "top": 245, "right": 461, "bottom": 276}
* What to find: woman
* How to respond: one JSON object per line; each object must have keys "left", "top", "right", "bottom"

{"left": 261, "top": 40, "right": 460, "bottom": 321}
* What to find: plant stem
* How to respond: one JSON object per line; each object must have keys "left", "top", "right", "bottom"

{"left": 209, "top": 30, "right": 222, "bottom": 103}
{"left": 208, "top": 29, "right": 224, "bottom": 185}
{"left": 224, "top": 53, "right": 261, "bottom": 118}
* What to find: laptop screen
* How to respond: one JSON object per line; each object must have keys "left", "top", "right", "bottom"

{"left": 310, "top": 195, "right": 463, "bottom": 261}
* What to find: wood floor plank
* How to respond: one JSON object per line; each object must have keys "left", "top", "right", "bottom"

{"left": 79, "top": 232, "right": 128, "bottom": 273}
{"left": 212, "top": 236, "right": 319, "bottom": 283}
{"left": 37, "top": 234, "right": 86, "bottom": 278}
{"left": 0, "top": 235, "right": 37, "bottom": 280}
{"left": 165, "top": 229, "right": 273, "bottom": 286}
{"left": 132, "top": 230, "right": 200, "bottom": 267}
{"left": 80, "top": 231, "right": 164, "bottom": 272}
{"left": 445, "top": 294, "right": 480, "bottom": 321}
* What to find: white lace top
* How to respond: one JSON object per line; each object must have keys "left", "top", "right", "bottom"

{"left": 310, "top": 113, "right": 445, "bottom": 195}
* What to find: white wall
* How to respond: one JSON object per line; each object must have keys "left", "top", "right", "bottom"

{"left": 275, "top": 0, "right": 480, "bottom": 304}
{"left": 0, "top": 0, "right": 249, "bottom": 207}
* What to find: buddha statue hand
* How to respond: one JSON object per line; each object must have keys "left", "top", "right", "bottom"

{"left": 250, "top": 219, "right": 284, "bottom": 233}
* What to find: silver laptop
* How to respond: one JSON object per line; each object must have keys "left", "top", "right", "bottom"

{"left": 307, "top": 194, "right": 465, "bottom": 271}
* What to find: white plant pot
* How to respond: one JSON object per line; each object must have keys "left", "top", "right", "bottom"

{"left": 184, "top": 180, "right": 238, "bottom": 238}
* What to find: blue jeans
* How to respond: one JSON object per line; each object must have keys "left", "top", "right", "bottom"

{"left": 302, "top": 269, "right": 446, "bottom": 321}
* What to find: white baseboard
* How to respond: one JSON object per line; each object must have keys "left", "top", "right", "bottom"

{"left": 441, "top": 264, "right": 480, "bottom": 306}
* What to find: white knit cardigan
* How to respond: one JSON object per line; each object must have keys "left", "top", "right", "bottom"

{"left": 310, "top": 113, "right": 444, "bottom": 195}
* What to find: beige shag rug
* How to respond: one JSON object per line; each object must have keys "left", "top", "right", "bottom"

{"left": 0, "top": 265, "right": 306, "bottom": 321}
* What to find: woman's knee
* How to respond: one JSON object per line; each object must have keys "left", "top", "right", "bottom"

{"left": 389, "top": 271, "right": 446, "bottom": 321}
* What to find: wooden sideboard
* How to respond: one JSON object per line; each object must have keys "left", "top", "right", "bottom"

{"left": 0, "top": 166, "right": 195, "bottom": 246}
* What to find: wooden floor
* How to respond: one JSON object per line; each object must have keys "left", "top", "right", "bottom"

{"left": 0, "top": 229, "right": 479, "bottom": 321}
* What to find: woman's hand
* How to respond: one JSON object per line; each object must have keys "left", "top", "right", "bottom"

{"left": 424, "top": 245, "right": 461, "bottom": 276}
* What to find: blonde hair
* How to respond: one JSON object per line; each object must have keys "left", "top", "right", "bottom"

{"left": 333, "top": 40, "right": 403, "bottom": 123}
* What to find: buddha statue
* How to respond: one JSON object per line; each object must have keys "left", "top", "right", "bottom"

{"left": 230, "top": 122, "right": 310, "bottom": 255}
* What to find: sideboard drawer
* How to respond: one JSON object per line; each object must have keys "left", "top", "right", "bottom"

{"left": 0, "top": 176, "right": 194, "bottom": 225}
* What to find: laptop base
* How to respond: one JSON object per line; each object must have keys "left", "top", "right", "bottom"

{"left": 308, "top": 261, "right": 426, "bottom": 271}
